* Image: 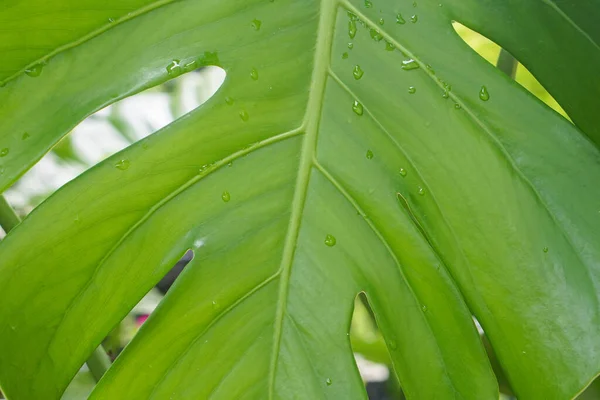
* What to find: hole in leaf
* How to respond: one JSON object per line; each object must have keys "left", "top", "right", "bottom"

{"left": 61, "top": 249, "right": 195, "bottom": 398}
{"left": 350, "top": 292, "right": 403, "bottom": 399}
{"left": 5, "top": 66, "right": 226, "bottom": 214}
{"left": 452, "top": 22, "right": 569, "bottom": 120}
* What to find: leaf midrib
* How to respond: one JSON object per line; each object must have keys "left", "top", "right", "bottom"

{"left": 266, "top": 0, "right": 338, "bottom": 397}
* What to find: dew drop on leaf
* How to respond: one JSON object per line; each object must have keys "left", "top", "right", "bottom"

{"left": 408, "top": 86, "right": 416, "bottom": 94}
{"left": 385, "top": 41, "right": 395, "bottom": 51}
{"left": 221, "top": 191, "right": 231, "bottom": 202}
{"left": 454, "top": 103, "right": 462, "bottom": 110}
{"left": 25, "top": 63, "right": 44, "bottom": 77}
{"left": 348, "top": 20, "right": 357, "bottom": 38}
{"left": 379, "top": 18, "right": 385, "bottom": 25}
{"left": 411, "top": 15, "right": 418, "bottom": 23}
{"left": 401, "top": 59, "right": 420, "bottom": 70}
{"left": 342, "top": 52, "right": 349, "bottom": 59}
{"left": 364, "top": 0, "right": 373, "bottom": 8}
{"left": 115, "top": 159, "right": 130, "bottom": 170}
{"left": 366, "top": 150, "right": 374, "bottom": 159}
{"left": 250, "top": 67, "right": 259, "bottom": 80}
{"left": 400, "top": 168, "right": 407, "bottom": 176}
{"left": 239, "top": 110, "right": 249, "bottom": 121}
{"left": 352, "top": 100, "right": 364, "bottom": 116}
{"left": 389, "top": 340, "right": 398, "bottom": 350}
{"left": 108, "top": 18, "right": 115, "bottom": 23}
{"left": 479, "top": 85, "right": 490, "bottom": 101}
{"left": 324, "top": 234, "right": 337, "bottom": 247}
{"left": 543, "top": 247, "right": 549, "bottom": 253}
{"left": 184, "top": 60, "right": 198, "bottom": 72}
{"left": 251, "top": 19, "right": 262, "bottom": 31}
{"left": 353, "top": 65, "right": 364, "bottom": 80}
{"left": 212, "top": 300, "right": 219, "bottom": 309}
{"left": 418, "top": 186, "right": 425, "bottom": 196}
{"left": 422, "top": 305, "right": 427, "bottom": 311}
{"left": 22, "top": 132, "right": 30, "bottom": 140}
{"left": 166, "top": 59, "right": 182, "bottom": 76}
{"left": 326, "top": 378, "right": 333, "bottom": 386}
{"left": 348, "top": 42, "right": 354, "bottom": 49}
{"left": 225, "top": 96, "right": 235, "bottom": 105}
{"left": 0, "top": 148, "right": 9, "bottom": 157}
{"left": 370, "top": 28, "right": 383, "bottom": 42}
{"left": 396, "top": 13, "right": 406, "bottom": 24}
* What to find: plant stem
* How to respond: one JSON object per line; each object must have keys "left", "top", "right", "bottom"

{"left": 86, "top": 345, "right": 111, "bottom": 383}
{"left": 0, "top": 195, "right": 20, "bottom": 233}
{"left": 0, "top": 194, "right": 111, "bottom": 383}
{"left": 497, "top": 49, "right": 518, "bottom": 79}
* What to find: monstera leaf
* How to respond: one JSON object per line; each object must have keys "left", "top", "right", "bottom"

{"left": 1, "top": 0, "right": 600, "bottom": 399}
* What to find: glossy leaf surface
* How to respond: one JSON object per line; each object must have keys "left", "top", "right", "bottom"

{"left": 1, "top": 1, "right": 599, "bottom": 399}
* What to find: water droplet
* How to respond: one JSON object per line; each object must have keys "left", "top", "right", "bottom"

{"left": 401, "top": 59, "right": 420, "bottom": 70}
{"left": 0, "top": 148, "right": 9, "bottom": 157}
{"left": 400, "top": 168, "right": 407, "bottom": 176}
{"left": 227, "top": 161, "right": 233, "bottom": 167}
{"left": 348, "top": 20, "right": 357, "bottom": 38}
{"left": 108, "top": 17, "right": 115, "bottom": 23}
{"left": 408, "top": 86, "right": 416, "bottom": 94}
{"left": 22, "top": 132, "right": 30, "bottom": 140}
{"left": 166, "top": 59, "right": 182, "bottom": 76}
{"left": 225, "top": 96, "right": 235, "bottom": 105}
{"left": 222, "top": 191, "right": 231, "bottom": 202}
{"left": 366, "top": 150, "right": 374, "bottom": 159}
{"left": 25, "top": 63, "right": 44, "bottom": 77}
{"left": 115, "top": 159, "right": 130, "bottom": 170}
{"left": 212, "top": 300, "right": 219, "bottom": 308}
{"left": 370, "top": 28, "right": 383, "bottom": 42}
{"left": 239, "top": 110, "right": 249, "bottom": 121}
{"left": 364, "top": 0, "right": 373, "bottom": 8}
{"left": 324, "top": 234, "right": 337, "bottom": 247}
{"left": 479, "top": 85, "right": 490, "bottom": 101}
{"left": 442, "top": 90, "right": 449, "bottom": 99}
{"left": 0, "top": 167, "right": 4, "bottom": 175}
{"left": 347, "top": 11, "right": 358, "bottom": 21}
{"left": 184, "top": 60, "right": 198, "bottom": 72}
{"left": 418, "top": 186, "right": 425, "bottom": 195}
{"left": 379, "top": 18, "right": 385, "bottom": 25}
{"left": 197, "top": 51, "right": 220, "bottom": 67}
{"left": 543, "top": 247, "right": 549, "bottom": 253}
{"left": 348, "top": 42, "right": 354, "bottom": 49}
{"left": 353, "top": 65, "right": 364, "bottom": 80}
{"left": 250, "top": 67, "right": 259, "bottom": 80}
{"left": 413, "top": 1, "right": 418, "bottom": 7}
{"left": 426, "top": 64, "right": 435, "bottom": 74}
{"left": 454, "top": 103, "right": 462, "bottom": 110}
{"left": 342, "top": 52, "right": 349, "bottom": 59}
{"left": 389, "top": 340, "right": 398, "bottom": 350}
{"left": 396, "top": 13, "right": 406, "bottom": 24}
{"left": 352, "top": 100, "right": 363, "bottom": 116}
{"left": 326, "top": 378, "right": 333, "bottom": 386}
{"left": 251, "top": 19, "right": 262, "bottom": 31}
{"left": 410, "top": 15, "right": 418, "bottom": 23}
{"left": 385, "top": 41, "right": 395, "bottom": 51}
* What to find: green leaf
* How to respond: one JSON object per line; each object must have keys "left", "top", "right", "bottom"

{"left": 1, "top": 1, "right": 600, "bottom": 399}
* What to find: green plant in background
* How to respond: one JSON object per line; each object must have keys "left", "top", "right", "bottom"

{"left": 1, "top": 0, "right": 599, "bottom": 399}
